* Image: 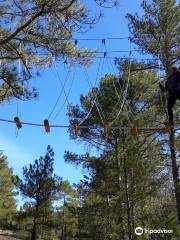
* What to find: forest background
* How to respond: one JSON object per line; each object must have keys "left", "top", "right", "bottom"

{"left": 0, "top": 0, "right": 179, "bottom": 240}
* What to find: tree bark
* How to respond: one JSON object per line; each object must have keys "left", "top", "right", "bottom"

{"left": 122, "top": 131, "right": 133, "bottom": 240}
{"left": 31, "top": 203, "right": 39, "bottom": 240}
{"left": 169, "top": 128, "right": 180, "bottom": 224}
{"left": 31, "top": 219, "right": 37, "bottom": 240}
{"left": 60, "top": 196, "right": 66, "bottom": 240}
{"left": 124, "top": 157, "right": 133, "bottom": 240}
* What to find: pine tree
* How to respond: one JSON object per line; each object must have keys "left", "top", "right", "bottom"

{"left": 65, "top": 68, "right": 180, "bottom": 239}
{"left": 17, "top": 145, "right": 61, "bottom": 240}
{"left": 0, "top": 152, "right": 16, "bottom": 229}
{"left": 127, "top": 0, "right": 179, "bottom": 73}
{"left": 55, "top": 180, "right": 79, "bottom": 240}
{"left": 126, "top": 0, "right": 180, "bottom": 224}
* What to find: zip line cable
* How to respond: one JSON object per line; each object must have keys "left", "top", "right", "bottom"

{"left": 104, "top": 56, "right": 124, "bottom": 114}
{"left": 53, "top": 60, "right": 71, "bottom": 107}
{"left": 17, "top": 41, "right": 22, "bottom": 119}
{"left": 15, "top": 41, "right": 23, "bottom": 137}
{"left": 158, "top": 53, "right": 166, "bottom": 114}
{"left": 79, "top": 42, "right": 106, "bottom": 126}
{"left": 14, "top": 36, "right": 130, "bottom": 47}
{"left": 77, "top": 67, "right": 98, "bottom": 126}
{"left": 38, "top": 51, "right": 158, "bottom": 62}
{"left": 103, "top": 46, "right": 122, "bottom": 99}
{"left": 83, "top": 64, "right": 105, "bottom": 125}
{"left": 157, "top": 38, "right": 168, "bottom": 120}
{"left": 47, "top": 66, "right": 71, "bottom": 120}
{"left": 104, "top": 53, "right": 134, "bottom": 128}
{"left": 78, "top": 61, "right": 103, "bottom": 125}
{"left": 102, "top": 43, "right": 129, "bottom": 124}
{"left": 105, "top": 54, "right": 134, "bottom": 128}
{"left": 98, "top": 50, "right": 145, "bottom": 53}
{"left": 77, "top": 68, "right": 100, "bottom": 126}
{"left": 107, "top": 54, "right": 134, "bottom": 127}
{"left": 52, "top": 67, "right": 76, "bottom": 122}
{"left": 72, "top": 37, "right": 129, "bottom": 41}
{"left": 90, "top": 39, "right": 109, "bottom": 121}
{"left": 109, "top": 41, "right": 132, "bottom": 126}
{"left": 84, "top": 65, "right": 106, "bottom": 120}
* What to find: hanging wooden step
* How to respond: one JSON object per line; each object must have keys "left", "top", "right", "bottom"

{"left": 14, "top": 117, "right": 22, "bottom": 129}
{"left": 44, "top": 119, "right": 50, "bottom": 133}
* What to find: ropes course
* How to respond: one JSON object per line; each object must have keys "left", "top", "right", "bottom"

{"left": 0, "top": 36, "right": 171, "bottom": 138}
{"left": 75, "top": 40, "right": 108, "bottom": 126}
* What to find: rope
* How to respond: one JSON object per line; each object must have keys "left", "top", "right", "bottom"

{"left": 83, "top": 66, "right": 105, "bottom": 124}
{"left": 48, "top": 65, "right": 71, "bottom": 120}
{"left": 52, "top": 67, "right": 76, "bottom": 122}
{"left": 103, "top": 43, "right": 125, "bottom": 111}
{"left": 158, "top": 51, "right": 168, "bottom": 119}
{"left": 109, "top": 41, "right": 132, "bottom": 126}
{"left": 16, "top": 41, "right": 22, "bottom": 118}
{"left": 16, "top": 40, "right": 23, "bottom": 137}
{"left": 72, "top": 37, "right": 129, "bottom": 41}
{"left": 53, "top": 60, "right": 71, "bottom": 107}
{"left": 38, "top": 52, "right": 158, "bottom": 62}
{"left": 78, "top": 42, "right": 107, "bottom": 126}
{"left": 103, "top": 47, "right": 131, "bottom": 125}
{"left": 0, "top": 118, "right": 172, "bottom": 131}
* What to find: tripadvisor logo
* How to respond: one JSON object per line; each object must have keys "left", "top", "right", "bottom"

{"left": 135, "top": 227, "right": 143, "bottom": 236}
{"left": 135, "top": 227, "right": 173, "bottom": 236}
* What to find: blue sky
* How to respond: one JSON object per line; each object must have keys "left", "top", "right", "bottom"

{"left": 0, "top": 1, "right": 143, "bottom": 199}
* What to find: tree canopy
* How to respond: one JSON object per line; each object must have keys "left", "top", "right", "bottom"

{"left": 126, "top": 0, "right": 179, "bottom": 73}
{"left": 0, "top": 0, "right": 116, "bottom": 102}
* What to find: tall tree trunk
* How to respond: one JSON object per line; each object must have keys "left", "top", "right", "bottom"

{"left": 169, "top": 128, "right": 180, "bottom": 223}
{"left": 123, "top": 157, "right": 133, "bottom": 240}
{"left": 60, "top": 196, "right": 66, "bottom": 240}
{"left": 130, "top": 169, "right": 135, "bottom": 239}
{"left": 121, "top": 131, "right": 133, "bottom": 240}
{"left": 31, "top": 203, "right": 39, "bottom": 240}
{"left": 31, "top": 218, "right": 37, "bottom": 240}
{"left": 115, "top": 138, "right": 127, "bottom": 239}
